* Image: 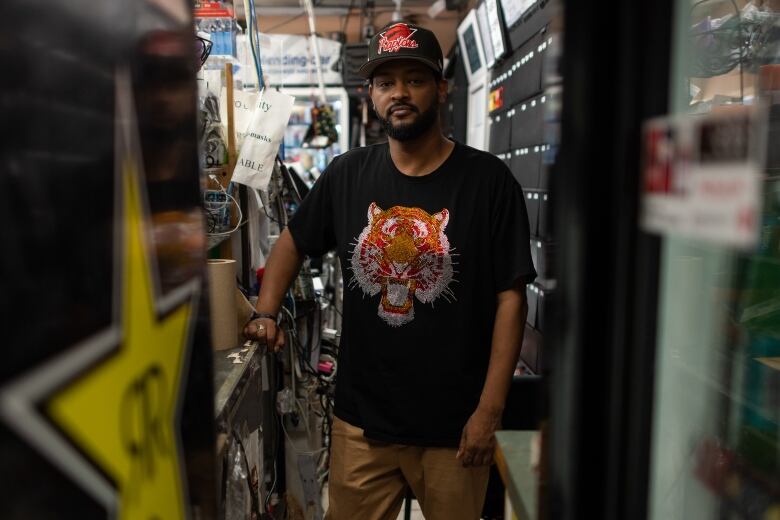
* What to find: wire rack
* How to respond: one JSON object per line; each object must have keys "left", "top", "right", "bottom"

{"left": 690, "top": 0, "right": 780, "bottom": 80}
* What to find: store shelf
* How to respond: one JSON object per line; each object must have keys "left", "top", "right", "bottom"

{"left": 207, "top": 221, "right": 247, "bottom": 250}
{"left": 495, "top": 430, "right": 539, "bottom": 520}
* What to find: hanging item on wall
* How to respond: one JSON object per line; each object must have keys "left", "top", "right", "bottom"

{"left": 200, "top": 91, "right": 228, "bottom": 167}
{"left": 232, "top": 88, "right": 295, "bottom": 192}
{"left": 219, "top": 88, "right": 260, "bottom": 148}
{"left": 298, "top": 0, "right": 338, "bottom": 149}
{"left": 257, "top": 33, "right": 342, "bottom": 86}
{"left": 304, "top": 103, "right": 339, "bottom": 148}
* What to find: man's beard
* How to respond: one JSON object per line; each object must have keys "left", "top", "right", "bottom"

{"left": 377, "top": 99, "right": 439, "bottom": 142}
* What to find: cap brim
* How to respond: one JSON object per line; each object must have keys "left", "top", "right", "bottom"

{"left": 357, "top": 55, "right": 442, "bottom": 79}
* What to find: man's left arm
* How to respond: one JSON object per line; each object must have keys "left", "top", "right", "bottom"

{"left": 457, "top": 281, "right": 528, "bottom": 467}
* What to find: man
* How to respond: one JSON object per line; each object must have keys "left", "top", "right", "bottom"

{"left": 244, "top": 22, "right": 536, "bottom": 520}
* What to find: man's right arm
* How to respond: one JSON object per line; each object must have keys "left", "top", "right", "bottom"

{"left": 243, "top": 228, "right": 304, "bottom": 351}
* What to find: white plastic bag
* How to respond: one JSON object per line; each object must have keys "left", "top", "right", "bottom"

{"left": 220, "top": 88, "right": 257, "bottom": 149}
{"left": 231, "top": 88, "right": 295, "bottom": 192}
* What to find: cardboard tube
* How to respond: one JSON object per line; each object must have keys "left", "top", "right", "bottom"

{"left": 235, "top": 288, "right": 256, "bottom": 346}
{"left": 207, "top": 259, "right": 238, "bottom": 350}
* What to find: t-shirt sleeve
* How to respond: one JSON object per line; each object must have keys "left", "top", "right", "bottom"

{"left": 287, "top": 160, "right": 338, "bottom": 257}
{"left": 491, "top": 170, "right": 537, "bottom": 292}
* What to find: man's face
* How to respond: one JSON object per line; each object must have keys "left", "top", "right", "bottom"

{"left": 369, "top": 60, "right": 447, "bottom": 142}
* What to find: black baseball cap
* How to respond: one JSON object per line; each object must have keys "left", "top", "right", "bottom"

{"left": 358, "top": 22, "right": 444, "bottom": 79}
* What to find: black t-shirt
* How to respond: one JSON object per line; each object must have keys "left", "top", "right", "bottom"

{"left": 288, "top": 141, "right": 536, "bottom": 447}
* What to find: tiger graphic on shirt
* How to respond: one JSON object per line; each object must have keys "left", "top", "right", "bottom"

{"left": 350, "top": 203, "right": 456, "bottom": 327}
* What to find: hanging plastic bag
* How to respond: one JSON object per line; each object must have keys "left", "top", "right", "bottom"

{"left": 220, "top": 88, "right": 259, "bottom": 150}
{"left": 232, "top": 88, "right": 295, "bottom": 192}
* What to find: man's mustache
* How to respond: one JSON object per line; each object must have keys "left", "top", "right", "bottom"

{"left": 386, "top": 103, "right": 419, "bottom": 117}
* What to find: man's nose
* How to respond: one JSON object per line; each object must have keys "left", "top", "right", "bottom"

{"left": 390, "top": 83, "right": 410, "bottom": 101}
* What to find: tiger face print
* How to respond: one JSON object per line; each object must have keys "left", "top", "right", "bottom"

{"left": 350, "top": 203, "right": 455, "bottom": 327}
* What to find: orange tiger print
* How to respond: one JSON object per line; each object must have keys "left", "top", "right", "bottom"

{"left": 350, "top": 203, "right": 455, "bottom": 327}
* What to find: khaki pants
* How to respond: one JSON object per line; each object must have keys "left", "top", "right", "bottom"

{"left": 326, "top": 417, "right": 490, "bottom": 520}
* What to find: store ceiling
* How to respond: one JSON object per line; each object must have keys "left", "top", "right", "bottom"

{"left": 249, "top": 0, "right": 441, "bottom": 16}
{"left": 259, "top": 0, "right": 434, "bottom": 7}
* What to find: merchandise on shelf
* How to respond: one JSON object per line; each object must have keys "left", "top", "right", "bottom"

{"left": 194, "top": 1, "right": 237, "bottom": 65}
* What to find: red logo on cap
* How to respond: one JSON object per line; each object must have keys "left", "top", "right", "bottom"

{"left": 377, "top": 23, "right": 419, "bottom": 54}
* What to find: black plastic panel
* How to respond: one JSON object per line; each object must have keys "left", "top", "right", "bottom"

{"left": 524, "top": 190, "right": 541, "bottom": 236}
{"left": 496, "top": 151, "right": 513, "bottom": 169}
{"left": 526, "top": 284, "right": 539, "bottom": 327}
{"left": 511, "top": 147, "right": 541, "bottom": 189}
{"left": 531, "top": 239, "right": 555, "bottom": 282}
{"left": 536, "top": 285, "right": 549, "bottom": 333}
{"left": 511, "top": 94, "right": 547, "bottom": 148}
{"left": 488, "top": 109, "right": 513, "bottom": 154}
{"left": 506, "top": 32, "right": 544, "bottom": 106}
{"left": 343, "top": 43, "right": 369, "bottom": 87}
{"left": 520, "top": 324, "right": 543, "bottom": 374}
{"left": 538, "top": 190, "right": 550, "bottom": 238}
{"left": 511, "top": 146, "right": 543, "bottom": 189}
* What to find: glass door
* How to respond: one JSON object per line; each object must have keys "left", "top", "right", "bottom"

{"left": 647, "top": 1, "right": 780, "bottom": 518}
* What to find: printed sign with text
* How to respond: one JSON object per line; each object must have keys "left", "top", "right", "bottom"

{"left": 641, "top": 107, "right": 766, "bottom": 249}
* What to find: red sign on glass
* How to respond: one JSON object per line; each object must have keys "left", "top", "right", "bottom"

{"left": 640, "top": 108, "right": 764, "bottom": 249}
{"left": 489, "top": 86, "right": 504, "bottom": 113}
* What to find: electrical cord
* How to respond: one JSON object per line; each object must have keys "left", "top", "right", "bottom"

{"left": 285, "top": 307, "right": 336, "bottom": 397}
{"left": 257, "top": 158, "right": 291, "bottom": 227}
{"left": 259, "top": 194, "right": 283, "bottom": 226}
{"left": 264, "top": 359, "right": 282, "bottom": 513}
{"left": 205, "top": 176, "right": 245, "bottom": 236}
{"left": 317, "top": 293, "right": 343, "bottom": 318}
{"left": 280, "top": 416, "right": 327, "bottom": 456}
{"left": 278, "top": 158, "right": 303, "bottom": 204}
{"left": 284, "top": 302, "right": 339, "bottom": 383}
{"left": 208, "top": 190, "right": 245, "bottom": 236}
{"left": 245, "top": 0, "right": 265, "bottom": 88}
{"left": 280, "top": 307, "right": 316, "bottom": 374}
{"left": 274, "top": 290, "right": 337, "bottom": 493}
{"left": 359, "top": 0, "right": 365, "bottom": 42}
{"left": 264, "top": 459, "right": 277, "bottom": 512}
{"left": 296, "top": 398, "right": 312, "bottom": 437}
{"left": 205, "top": 210, "right": 219, "bottom": 233}
{"left": 340, "top": 0, "right": 355, "bottom": 34}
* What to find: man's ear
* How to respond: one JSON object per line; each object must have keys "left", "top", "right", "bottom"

{"left": 438, "top": 78, "right": 448, "bottom": 103}
{"left": 369, "top": 83, "right": 379, "bottom": 112}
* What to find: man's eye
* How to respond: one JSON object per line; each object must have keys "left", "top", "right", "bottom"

{"left": 378, "top": 81, "right": 393, "bottom": 88}
{"left": 409, "top": 79, "right": 424, "bottom": 85}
